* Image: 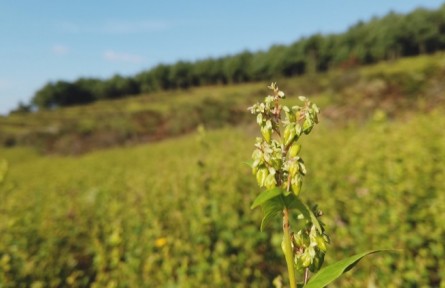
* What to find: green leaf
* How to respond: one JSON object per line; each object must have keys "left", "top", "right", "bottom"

{"left": 304, "top": 250, "right": 394, "bottom": 288}
{"left": 251, "top": 187, "right": 284, "bottom": 209}
{"left": 242, "top": 160, "right": 254, "bottom": 168}
{"left": 286, "top": 195, "right": 322, "bottom": 233}
{"left": 303, "top": 118, "right": 313, "bottom": 134}
{"left": 260, "top": 196, "right": 285, "bottom": 231}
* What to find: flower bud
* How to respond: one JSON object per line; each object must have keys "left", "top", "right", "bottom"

{"left": 271, "top": 158, "right": 281, "bottom": 170}
{"left": 252, "top": 149, "right": 262, "bottom": 161}
{"left": 298, "top": 161, "right": 307, "bottom": 176}
{"left": 295, "top": 111, "right": 301, "bottom": 122}
{"left": 294, "top": 230, "right": 309, "bottom": 248}
{"left": 288, "top": 143, "right": 301, "bottom": 157}
{"left": 283, "top": 107, "right": 295, "bottom": 122}
{"left": 283, "top": 123, "right": 296, "bottom": 146}
{"left": 294, "top": 255, "right": 304, "bottom": 271}
{"left": 261, "top": 126, "right": 272, "bottom": 143}
{"left": 301, "top": 251, "right": 312, "bottom": 268}
{"left": 303, "top": 118, "right": 313, "bottom": 134}
{"left": 316, "top": 235, "right": 327, "bottom": 252}
{"left": 256, "top": 168, "right": 268, "bottom": 187}
{"left": 288, "top": 161, "right": 299, "bottom": 177}
{"left": 264, "top": 173, "right": 277, "bottom": 189}
{"left": 291, "top": 175, "right": 303, "bottom": 196}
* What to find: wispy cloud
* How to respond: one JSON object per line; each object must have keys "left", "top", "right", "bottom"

{"left": 56, "top": 20, "right": 170, "bottom": 35}
{"left": 52, "top": 44, "right": 70, "bottom": 56}
{"left": 102, "top": 20, "right": 169, "bottom": 34}
{"left": 103, "top": 50, "right": 145, "bottom": 64}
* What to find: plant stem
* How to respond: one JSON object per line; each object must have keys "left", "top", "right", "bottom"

{"left": 283, "top": 207, "right": 297, "bottom": 288}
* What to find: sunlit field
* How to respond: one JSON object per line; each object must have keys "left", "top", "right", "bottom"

{"left": 2, "top": 103, "right": 444, "bottom": 286}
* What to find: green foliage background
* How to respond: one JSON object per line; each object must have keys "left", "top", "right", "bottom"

{"left": 1, "top": 108, "right": 445, "bottom": 286}
{"left": 1, "top": 47, "right": 445, "bottom": 286}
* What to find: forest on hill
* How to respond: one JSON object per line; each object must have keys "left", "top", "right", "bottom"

{"left": 15, "top": 4, "right": 445, "bottom": 112}
{"left": 2, "top": 52, "right": 444, "bottom": 154}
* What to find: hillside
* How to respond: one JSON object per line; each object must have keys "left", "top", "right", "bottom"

{"left": 1, "top": 53, "right": 445, "bottom": 154}
{"left": 1, "top": 108, "right": 444, "bottom": 286}
{"left": 1, "top": 52, "right": 445, "bottom": 286}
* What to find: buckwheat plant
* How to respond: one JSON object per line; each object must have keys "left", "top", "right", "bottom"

{"left": 248, "top": 83, "right": 388, "bottom": 288}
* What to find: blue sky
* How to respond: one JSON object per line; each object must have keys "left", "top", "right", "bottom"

{"left": 0, "top": 0, "right": 444, "bottom": 114}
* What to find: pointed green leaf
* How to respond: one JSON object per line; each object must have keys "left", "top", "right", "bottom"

{"left": 286, "top": 195, "right": 322, "bottom": 233}
{"left": 251, "top": 187, "right": 284, "bottom": 209}
{"left": 304, "top": 250, "right": 394, "bottom": 288}
{"left": 242, "top": 160, "right": 254, "bottom": 168}
{"left": 260, "top": 196, "right": 285, "bottom": 231}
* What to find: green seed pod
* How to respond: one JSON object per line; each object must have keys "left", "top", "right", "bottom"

{"left": 301, "top": 251, "right": 312, "bottom": 268}
{"left": 283, "top": 123, "right": 296, "bottom": 146}
{"left": 294, "top": 110, "right": 302, "bottom": 122}
{"left": 295, "top": 124, "right": 302, "bottom": 137}
{"left": 283, "top": 106, "right": 296, "bottom": 122}
{"left": 291, "top": 175, "right": 303, "bottom": 196}
{"left": 261, "top": 126, "right": 272, "bottom": 143}
{"left": 252, "top": 149, "right": 262, "bottom": 161}
{"left": 316, "top": 234, "right": 327, "bottom": 252}
{"left": 271, "top": 158, "right": 281, "bottom": 170}
{"left": 294, "top": 230, "right": 309, "bottom": 248}
{"left": 298, "top": 161, "right": 307, "bottom": 176}
{"left": 311, "top": 103, "right": 320, "bottom": 123}
{"left": 264, "top": 173, "right": 277, "bottom": 189}
{"left": 307, "top": 246, "right": 316, "bottom": 259}
{"left": 288, "top": 143, "right": 301, "bottom": 157}
{"left": 256, "top": 168, "right": 268, "bottom": 187}
{"left": 294, "top": 255, "right": 305, "bottom": 271}
{"left": 288, "top": 161, "right": 299, "bottom": 177}
{"left": 303, "top": 118, "right": 313, "bottom": 134}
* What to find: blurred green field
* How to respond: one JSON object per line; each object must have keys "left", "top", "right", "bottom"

{"left": 1, "top": 53, "right": 445, "bottom": 287}
{"left": 1, "top": 104, "right": 445, "bottom": 286}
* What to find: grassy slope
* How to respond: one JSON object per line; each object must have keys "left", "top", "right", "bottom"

{"left": 1, "top": 53, "right": 445, "bottom": 286}
{"left": 1, "top": 108, "right": 445, "bottom": 286}
{"left": 1, "top": 53, "right": 445, "bottom": 154}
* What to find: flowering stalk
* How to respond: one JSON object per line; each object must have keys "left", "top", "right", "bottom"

{"left": 249, "top": 83, "right": 328, "bottom": 287}
{"left": 249, "top": 83, "right": 393, "bottom": 287}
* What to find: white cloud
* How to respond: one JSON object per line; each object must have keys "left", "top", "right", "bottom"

{"left": 102, "top": 20, "right": 169, "bottom": 34}
{"left": 56, "top": 20, "right": 169, "bottom": 35}
{"left": 52, "top": 44, "right": 70, "bottom": 56}
{"left": 103, "top": 50, "right": 145, "bottom": 64}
